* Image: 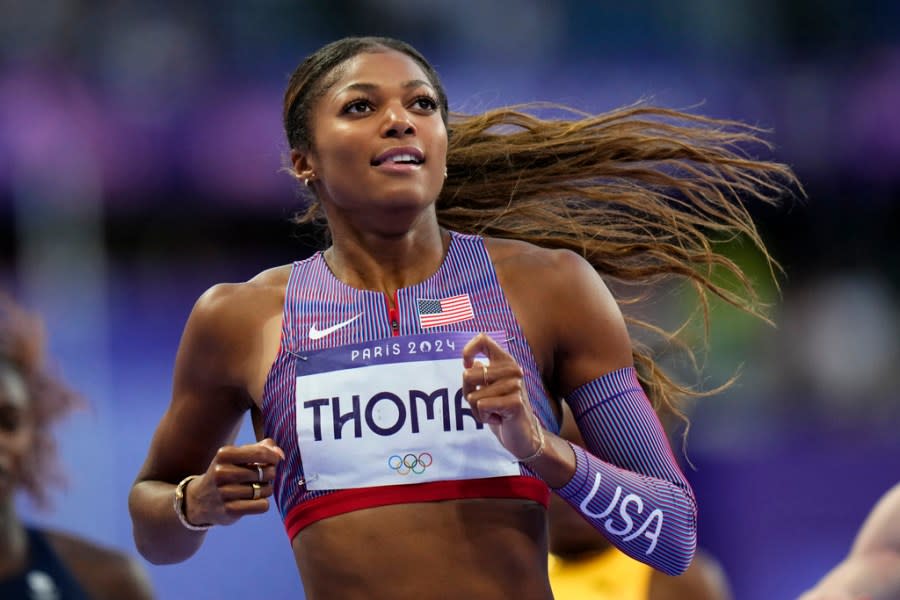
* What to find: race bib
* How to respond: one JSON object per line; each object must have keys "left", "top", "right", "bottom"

{"left": 295, "top": 332, "right": 520, "bottom": 490}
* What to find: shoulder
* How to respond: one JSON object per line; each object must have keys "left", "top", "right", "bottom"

{"left": 43, "top": 529, "right": 155, "bottom": 600}
{"left": 650, "top": 549, "right": 732, "bottom": 600}
{"left": 185, "top": 265, "right": 291, "bottom": 346}
{"left": 484, "top": 237, "right": 612, "bottom": 310}
{"left": 177, "top": 265, "right": 292, "bottom": 388}
{"left": 483, "top": 237, "right": 632, "bottom": 390}
{"left": 193, "top": 265, "right": 292, "bottom": 322}
{"left": 484, "top": 237, "right": 590, "bottom": 277}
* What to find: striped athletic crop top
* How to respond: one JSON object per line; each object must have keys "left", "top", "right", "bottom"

{"left": 261, "top": 231, "right": 553, "bottom": 540}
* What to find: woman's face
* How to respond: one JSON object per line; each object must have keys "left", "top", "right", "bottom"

{"left": 0, "top": 367, "right": 33, "bottom": 503}
{"left": 299, "top": 49, "right": 449, "bottom": 232}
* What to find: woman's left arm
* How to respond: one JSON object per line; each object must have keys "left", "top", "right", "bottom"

{"left": 463, "top": 247, "right": 696, "bottom": 575}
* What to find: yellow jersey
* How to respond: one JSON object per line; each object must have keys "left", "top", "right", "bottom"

{"left": 548, "top": 547, "right": 653, "bottom": 600}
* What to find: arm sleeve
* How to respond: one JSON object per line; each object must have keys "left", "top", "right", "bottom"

{"left": 553, "top": 367, "right": 697, "bottom": 575}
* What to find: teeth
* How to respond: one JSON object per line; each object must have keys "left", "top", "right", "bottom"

{"left": 388, "top": 153, "right": 419, "bottom": 163}
{"left": 372, "top": 152, "right": 423, "bottom": 166}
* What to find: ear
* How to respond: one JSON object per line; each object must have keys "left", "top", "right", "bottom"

{"left": 290, "top": 148, "right": 317, "bottom": 181}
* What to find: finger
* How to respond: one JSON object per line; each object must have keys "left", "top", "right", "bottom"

{"left": 461, "top": 332, "right": 507, "bottom": 368}
{"left": 466, "top": 377, "right": 524, "bottom": 406}
{"left": 468, "top": 399, "right": 510, "bottom": 426}
{"left": 224, "top": 498, "right": 272, "bottom": 518}
{"left": 243, "top": 463, "right": 277, "bottom": 483}
{"left": 467, "top": 394, "right": 498, "bottom": 425}
{"left": 462, "top": 360, "right": 488, "bottom": 396}
{"left": 220, "top": 481, "right": 273, "bottom": 502}
{"left": 248, "top": 439, "right": 286, "bottom": 463}
{"left": 469, "top": 390, "right": 528, "bottom": 424}
{"left": 259, "top": 438, "right": 286, "bottom": 460}
{"left": 462, "top": 359, "right": 526, "bottom": 397}
{"left": 214, "top": 442, "right": 284, "bottom": 467}
{"left": 482, "top": 362, "right": 524, "bottom": 383}
{"left": 211, "top": 462, "right": 274, "bottom": 485}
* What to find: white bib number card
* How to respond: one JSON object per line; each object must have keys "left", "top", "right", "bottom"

{"left": 295, "top": 332, "right": 519, "bottom": 490}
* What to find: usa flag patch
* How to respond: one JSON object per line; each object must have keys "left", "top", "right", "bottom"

{"left": 417, "top": 294, "right": 475, "bottom": 328}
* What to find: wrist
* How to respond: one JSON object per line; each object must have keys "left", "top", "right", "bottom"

{"left": 517, "top": 425, "right": 546, "bottom": 464}
{"left": 525, "top": 435, "right": 578, "bottom": 489}
{"left": 173, "top": 475, "right": 213, "bottom": 531}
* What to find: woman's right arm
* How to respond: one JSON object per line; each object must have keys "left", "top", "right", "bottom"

{"left": 128, "top": 282, "right": 283, "bottom": 565}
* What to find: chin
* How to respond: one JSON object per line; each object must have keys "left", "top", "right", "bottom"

{"left": 376, "top": 188, "right": 437, "bottom": 215}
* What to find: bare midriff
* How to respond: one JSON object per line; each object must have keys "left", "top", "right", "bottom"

{"left": 292, "top": 498, "right": 552, "bottom": 600}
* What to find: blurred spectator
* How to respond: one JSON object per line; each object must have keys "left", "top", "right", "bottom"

{"left": 0, "top": 291, "right": 154, "bottom": 600}
{"left": 799, "top": 482, "right": 900, "bottom": 600}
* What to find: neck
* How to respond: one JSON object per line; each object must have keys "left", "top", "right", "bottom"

{"left": 324, "top": 219, "right": 448, "bottom": 299}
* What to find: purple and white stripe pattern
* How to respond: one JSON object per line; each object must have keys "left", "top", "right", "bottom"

{"left": 556, "top": 366, "right": 697, "bottom": 576}
{"left": 260, "top": 232, "right": 557, "bottom": 524}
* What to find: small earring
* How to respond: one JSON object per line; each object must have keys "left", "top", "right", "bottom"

{"left": 443, "top": 168, "right": 448, "bottom": 179}
{"left": 304, "top": 172, "right": 315, "bottom": 186}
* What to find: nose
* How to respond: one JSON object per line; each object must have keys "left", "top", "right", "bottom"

{"left": 381, "top": 103, "right": 416, "bottom": 138}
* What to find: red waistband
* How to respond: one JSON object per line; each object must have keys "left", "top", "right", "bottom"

{"left": 284, "top": 475, "right": 549, "bottom": 540}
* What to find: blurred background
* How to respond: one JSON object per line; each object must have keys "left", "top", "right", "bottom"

{"left": 1, "top": 1, "right": 898, "bottom": 598}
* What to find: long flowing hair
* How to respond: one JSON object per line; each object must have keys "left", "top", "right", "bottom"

{"left": 438, "top": 103, "right": 798, "bottom": 420}
{"left": 284, "top": 38, "right": 800, "bottom": 423}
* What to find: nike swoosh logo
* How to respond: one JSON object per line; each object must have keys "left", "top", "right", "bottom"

{"left": 308, "top": 313, "right": 363, "bottom": 340}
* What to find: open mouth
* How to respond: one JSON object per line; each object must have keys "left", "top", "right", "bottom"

{"left": 371, "top": 147, "right": 425, "bottom": 167}
{"left": 371, "top": 154, "right": 424, "bottom": 166}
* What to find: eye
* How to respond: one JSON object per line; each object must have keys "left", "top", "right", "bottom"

{"left": 412, "top": 95, "right": 438, "bottom": 112}
{"left": 343, "top": 98, "right": 374, "bottom": 114}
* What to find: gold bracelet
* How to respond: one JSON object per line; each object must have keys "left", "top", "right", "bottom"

{"left": 173, "top": 475, "right": 213, "bottom": 531}
{"left": 518, "top": 425, "right": 546, "bottom": 464}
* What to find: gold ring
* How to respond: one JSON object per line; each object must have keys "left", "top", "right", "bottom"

{"left": 251, "top": 482, "right": 261, "bottom": 500}
{"left": 256, "top": 464, "right": 264, "bottom": 482}
{"left": 482, "top": 364, "right": 488, "bottom": 386}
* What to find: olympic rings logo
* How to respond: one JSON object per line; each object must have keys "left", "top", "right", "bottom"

{"left": 388, "top": 452, "right": 433, "bottom": 475}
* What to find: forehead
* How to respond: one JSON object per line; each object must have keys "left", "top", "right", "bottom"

{"left": 0, "top": 365, "right": 27, "bottom": 411}
{"left": 325, "top": 49, "right": 434, "bottom": 97}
